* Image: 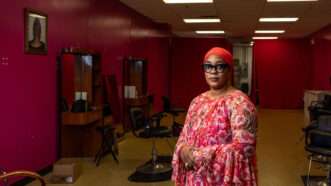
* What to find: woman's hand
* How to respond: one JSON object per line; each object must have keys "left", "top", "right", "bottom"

{"left": 180, "top": 145, "right": 195, "bottom": 170}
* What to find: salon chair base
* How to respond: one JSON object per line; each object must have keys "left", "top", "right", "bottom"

{"left": 128, "top": 156, "right": 172, "bottom": 182}
{"left": 128, "top": 134, "right": 173, "bottom": 182}
{"left": 136, "top": 160, "right": 172, "bottom": 175}
{"left": 305, "top": 152, "right": 331, "bottom": 186}
{"left": 302, "top": 175, "right": 329, "bottom": 186}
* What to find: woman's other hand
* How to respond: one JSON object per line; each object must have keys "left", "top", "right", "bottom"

{"left": 180, "top": 145, "right": 195, "bottom": 169}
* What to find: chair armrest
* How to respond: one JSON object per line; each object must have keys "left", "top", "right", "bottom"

{"left": 0, "top": 170, "right": 45, "bottom": 186}
{"left": 165, "top": 108, "right": 186, "bottom": 116}
{"left": 303, "top": 121, "right": 318, "bottom": 146}
{"left": 310, "top": 101, "right": 323, "bottom": 108}
{"left": 316, "top": 109, "right": 331, "bottom": 115}
{"left": 171, "top": 108, "right": 186, "bottom": 113}
{"left": 150, "top": 112, "right": 166, "bottom": 120}
{"left": 303, "top": 121, "right": 318, "bottom": 132}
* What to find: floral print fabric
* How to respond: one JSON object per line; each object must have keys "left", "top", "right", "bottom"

{"left": 172, "top": 90, "right": 257, "bottom": 186}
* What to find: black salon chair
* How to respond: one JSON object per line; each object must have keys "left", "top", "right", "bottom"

{"left": 161, "top": 96, "right": 185, "bottom": 136}
{"left": 128, "top": 107, "right": 173, "bottom": 182}
{"left": 309, "top": 94, "right": 331, "bottom": 121}
{"left": 130, "top": 107, "right": 170, "bottom": 138}
{"left": 0, "top": 168, "right": 45, "bottom": 186}
{"left": 304, "top": 115, "right": 331, "bottom": 186}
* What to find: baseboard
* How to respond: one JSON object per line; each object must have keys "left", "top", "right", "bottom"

{"left": 12, "top": 164, "right": 53, "bottom": 186}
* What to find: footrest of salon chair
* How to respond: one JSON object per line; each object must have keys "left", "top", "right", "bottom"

{"left": 128, "top": 156, "right": 172, "bottom": 182}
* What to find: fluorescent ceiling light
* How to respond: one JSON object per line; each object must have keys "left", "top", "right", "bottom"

{"left": 184, "top": 18, "right": 220, "bottom": 23}
{"left": 259, "top": 17, "right": 299, "bottom": 22}
{"left": 255, "top": 30, "right": 285, "bottom": 34}
{"left": 163, "top": 0, "right": 213, "bottom": 4}
{"left": 253, "top": 36, "right": 278, "bottom": 40}
{"left": 267, "top": 0, "right": 318, "bottom": 2}
{"left": 196, "top": 30, "right": 225, "bottom": 34}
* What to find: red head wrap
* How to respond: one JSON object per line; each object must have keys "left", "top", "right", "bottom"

{"left": 204, "top": 47, "right": 233, "bottom": 67}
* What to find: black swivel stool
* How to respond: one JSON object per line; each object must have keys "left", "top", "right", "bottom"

{"left": 128, "top": 107, "right": 173, "bottom": 182}
{"left": 94, "top": 124, "right": 119, "bottom": 166}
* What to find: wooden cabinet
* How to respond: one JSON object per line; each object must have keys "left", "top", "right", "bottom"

{"left": 59, "top": 51, "right": 103, "bottom": 157}
{"left": 62, "top": 111, "right": 102, "bottom": 126}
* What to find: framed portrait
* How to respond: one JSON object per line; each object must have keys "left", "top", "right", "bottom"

{"left": 24, "top": 8, "right": 48, "bottom": 55}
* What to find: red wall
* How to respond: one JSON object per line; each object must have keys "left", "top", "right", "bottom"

{"left": 146, "top": 37, "right": 171, "bottom": 110}
{"left": 253, "top": 39, "right": 312, "bottom": 109}
{"left": 0, "top": 0, "right": 170, "bottom": 177}
{"left": 88, "top": 0, "right": 170, "bottom": 112}
{"left": 169, "top": 37, "right": 232, "bottom": 108}
{"left": 252, "top": 25, "right": 331, "bottom": 109}
{"left": 0, "top": 0, "right": 90, "bottom": 175}
{"left": 310, "top": 25, "right": 331, "bottom": 90}
{"left": 311, "top": 39, "right": 331, "bottom": 90}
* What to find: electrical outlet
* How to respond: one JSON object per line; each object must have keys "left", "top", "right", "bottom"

{"left": 0, "top": 56, "right": 9, "bottom": 66}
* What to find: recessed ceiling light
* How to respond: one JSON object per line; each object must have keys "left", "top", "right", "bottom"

{"left": 253, "top": 36, "right": 279, "bottom": 40}
{"left": 196, "top": 30, "right": 225, "bottom": 34}
{"left": 163, "top": 0, "right": 213, "bottom": 4}
{"left": 259, "top": 17, "right": 299, "bottom": 22}
{"left": 255, "top": 30, "right": 285, "bottom": 34}
{"left": 184, "top": 18, "right": 221, "bottom": 23}
{"left": 267, "top": 0, "right": 318, "bottom": 2}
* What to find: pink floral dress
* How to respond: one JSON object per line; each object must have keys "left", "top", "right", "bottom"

{"left": 172, "top": 90, "right": 257, "bottom": 186}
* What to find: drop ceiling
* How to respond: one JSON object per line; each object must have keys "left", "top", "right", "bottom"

{"left": 119, "top": 0, "right": 331, "bottom": 39}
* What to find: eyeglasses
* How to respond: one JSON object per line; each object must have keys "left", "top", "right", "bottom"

{"left": 202, "top": 63, "right": 229, "bottom": 73}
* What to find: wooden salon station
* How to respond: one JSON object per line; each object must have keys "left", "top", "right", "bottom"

{"left": 59, "top": 51, "right": 151, "bottom": 158}
{"left": 59, "top": 49, "right": 105, "bottom": 157}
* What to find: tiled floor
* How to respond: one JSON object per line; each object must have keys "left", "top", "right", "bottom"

{"left": 29, "top": 109, "right": 326, "bottom": 186}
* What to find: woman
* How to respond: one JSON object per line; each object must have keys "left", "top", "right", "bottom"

{"left": 172, "top": 47, "right": 257, "bottom": 186}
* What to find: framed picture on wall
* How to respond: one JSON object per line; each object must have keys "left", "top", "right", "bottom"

{"left": 24, "top": 8, "right": 48, "bottom": 55}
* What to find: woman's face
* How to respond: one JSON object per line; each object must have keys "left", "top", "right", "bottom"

{"left": 203, "top": 54, "right": 230, "bottom": 90}
{"left": 33, "top": 18, "right": 41, "bottom": 38}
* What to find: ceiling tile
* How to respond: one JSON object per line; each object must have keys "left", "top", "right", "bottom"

{"left": 215, "top": 0, "right": 264, "bottom": 16}
{"left": 119, "top": 0, "right": 330, "bottom": 38}
{"left": 262, "top": 2, "right": 312, "bottom": 17}
{"left": 170, "top": 3, "right": 217, "bottom": 18}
